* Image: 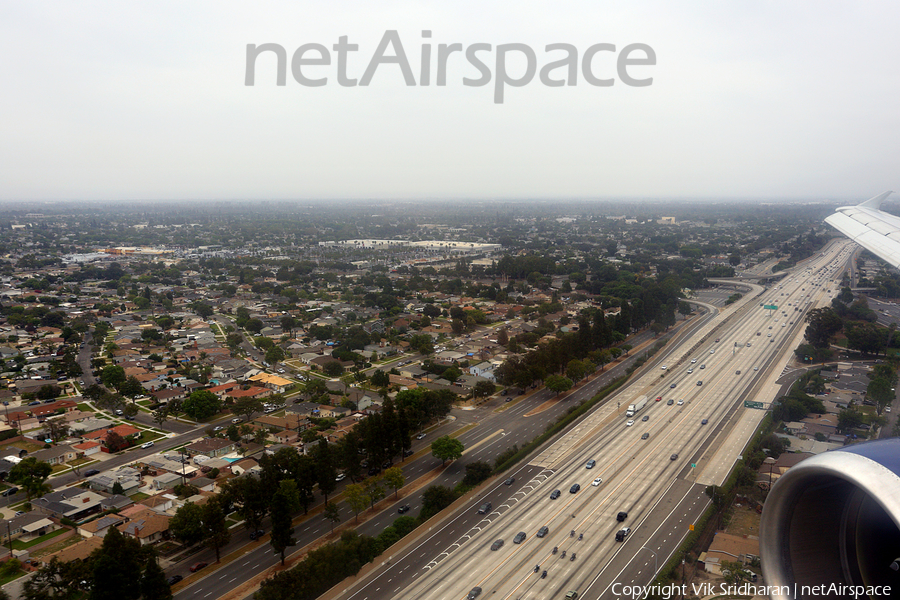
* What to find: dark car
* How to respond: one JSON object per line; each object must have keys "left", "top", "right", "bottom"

{"left": 249, "top": 529, "right": 265, "bottom": 540}
{"left": 478, "top": 502, "right": 492, "bottom": 514}
{"left": 641, "top": 415, "right": 649, "bottom": 422}
{"left": 569, "top": 483, "right": 581, "bottom": 494}
{"left": 666, "top": 399, "right": 674, "bottom": 405}
{"left": 701, "top": 419, "right": 709, "bottom": 425}
{"left": 189, "top": 562, "right": 208, "bottom": 573}
{"left": 585, "top": 459, "right": 595, "bottom": 469}
{"left": 381, "top": 460, "right": 392, "bottom": 469}
{"left": 536, "top": 526, "right": 549, "bottom": 538}
{"left": 28, "top": 400, "right": 41, "bottom": 406}
{"left": 402, "top": 448, "right": 414, "bottom": 457}
{"left": 617, "top": 511, "right": 628, "bottom": 522}
{"left": 468, "top": 587, "right": 483, "bottom": 599}
{"left": 368, "top": 467, "right": 381, "bottom": 476}
{"left": 513, "top": 531, "right": 527, "bottom": 544}
{"left": 550, "top": 489, "right": 561, "bottom": 500}
{"left": 84, "top": 469, "right": 100, "bottom": 477}
{"left": 397, "top": 504, "right": 411, "bottom": 514}
{"left": 641, "top": 432, "right": 650, "bottom": 440}
{"left": 615, "top": 527, "right": 631, "bottom": 542}
{"left": 696, "top": 381, "right": 703, "bottom": 386}
{"left": 670, "top": 453, "right": 679, "bottom": 461}
{"left": 669, "top": 383, "right": 676, "bottom": 389}
{"left": 166, "top": 575, "right": 183, "bottom": 586}
{"left": 490, "top": 539, "right": 504, "bottom": 551}
{"left": 504, "top": 477, "right": 515, "bottom": 485}
{"left": 1, "top": 487, "right": 18, "bottom": 497}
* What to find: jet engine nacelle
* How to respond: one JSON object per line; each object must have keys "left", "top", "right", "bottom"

{"left": 760, "top": 438, "right": 900, "bottom": 599}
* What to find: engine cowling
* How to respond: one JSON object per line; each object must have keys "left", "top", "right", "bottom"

{"left": 760, "top": 438, "right": 900, "bottom": 599}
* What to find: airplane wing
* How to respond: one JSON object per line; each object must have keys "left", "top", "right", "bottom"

{"left": 824, "top": 191, "right": 900, "bottom": 269}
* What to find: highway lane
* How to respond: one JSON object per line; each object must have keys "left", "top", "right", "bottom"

{"left": 386, "top": 241, "right": 855, "bottom": 600}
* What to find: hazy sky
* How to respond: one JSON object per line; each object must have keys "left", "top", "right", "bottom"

{"left": 2, "top": 1, "right": 898, "bottom": 202}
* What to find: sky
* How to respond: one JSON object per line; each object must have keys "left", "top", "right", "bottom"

{"left": 2, "top": 1, "right": 899, "bottom": 202}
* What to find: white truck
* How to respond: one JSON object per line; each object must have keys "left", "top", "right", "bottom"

{"left": 625, "top": 395, "right": 647, "bottom": 417}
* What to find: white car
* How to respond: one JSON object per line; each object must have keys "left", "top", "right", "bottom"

{"left": 690, "top": 359, "right": 697, "bottom": 363}
{"left": 141, "top": 441, "right": 154, "bottom": 449}
{"left": 660, "top": 365, "right": 667, "bottom": 370}
{"left": 677, "top": 399, "right": 684, "bottom": 405}
{"left": 687, "top": 369, "right": 693, "bottom": 374}
{"left": 592, "top": 477, "right": 602, "bottom": 486}
{"left": 626, "top": 420, "right": 634, "bottom": 427}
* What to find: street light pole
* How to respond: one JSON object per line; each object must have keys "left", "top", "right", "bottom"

{"left": 643, "top": 546, "right": 658, "bottom": 577}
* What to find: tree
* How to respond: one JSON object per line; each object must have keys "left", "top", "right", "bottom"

{"left": 192, "top": 302, "right": 214, "bottom": 319}
{"left": 431, "top": 435, "right": 464, "bottom": 466}
{"left": 123, "top": 403, "right": 139, "bottom": 419}
{"left": 9, "top": 457, "right": 52, "bottom": 501}
{"left": 169, "top": 501, "right": 205, "bottom": 547}
{"left": 45, "top": 416, "right": 70, "bottom": 443}
{"left": 140, "top": 555, "right": 173, "bottom": 600}
{"left": 90, "top": 526, "right": 145, "bottom": 600}
{"left": 322, "top": 501, "right": 341, "bottom": 534}
{"left": 370, "top": 369, "right": 389, "bottom": 388}
{"left": 721, "top": 559, "right": 751, "bottom": 585}
{"left": 383, "top": 466, "right": 405, "bottom": 499}
{"left": 462, "top": 461, "right": 493, "bottom": 487}
{"left": 100, "top": 364, "right": 126, "bottom": 392}
{"left": 202, "top": 497, "right": 230, "bottom": 563}
{"left": 323, "top": 361, "right": 344, "bottom": 377}
{"left": 105, "top": 430, "right": 129, "bottom": 452}
{"left": 837, "top": 408, "right": 865, "bottom": 433}
{"left": 270, "top": 480, "right": 300, "bottom": 565}
{"left": 221, "top": 475, "right": 270, "bottom": 533}
{"left": 545, "top": 374, "right": 573, "bottom": 396}
{"left": 805, "top": 307, "right": 844, "bottom": 348}
{"left": 313, "top": 439, "right": 338, "bottom": 503}
{"left": 112, "top": 481, "right": 125, "bottom": 496}
{"left": 182, "top": 389, "right": 222, "bottom": 420}
{"left": 364, "top": 477, "right": 385, "bottom": 509}
{"left": 344, "top": 483, "right": 368, "bottom": 522}
{"left": 867, "top": 377, "right": 894, "bottom": 409}
{"left": 152, "top": 406, "right": 169, "bottom": 428}
{"left": 232, "top": 396, "right": 263, "bottom": 422}
{"left": 22, "top": 556, "right": 86, "bottom": 600}
{"left": 420, "top": 485, "right": 458, "bottom": 520}
{"left": 472, "top": 380, "right": 496, "bottom": 399}
{"left": 120, "top": 376, "right": 144, "bottom": 402}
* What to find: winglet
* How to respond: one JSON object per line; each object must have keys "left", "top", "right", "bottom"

{"left": 859, "top": 191, "right": 894, "bottom": 209}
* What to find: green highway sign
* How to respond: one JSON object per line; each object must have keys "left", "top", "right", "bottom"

{"left": 763, "top": 305, "right": 778, "bottom": 310}
{"left": 745, "top": 400, "right": 764, "bottom": 409}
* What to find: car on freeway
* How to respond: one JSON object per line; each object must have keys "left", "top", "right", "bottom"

{"left": 677, "top": 399, "right": 684, "bottom": 405}
{"left": 691, "top": 358, "right": 697, "bottom": 363}
{"left": 670, "top": 453, "right": 679, "bottom": 461}
{"left": 504, "top": 477, "right": 515, "bottom": 485}
{"left": 536, "top": 526, "right": 549, "bottom": 538}
{"left": 592, "top": 477, "right": 602, "bottom": 486}
{"left": 660, "top": 365, "right": 667, "bottom": 370}
{"left": 550, "top": 489, "right": 561, "bottom": 500}
{"left": 735, "top": 370, "right": 741, "bottom": 375}
{"left": 397, "top": 504, "right": 411, "bottom": 514}
{"left": 701, "top": 419, "right": 709, "bottom": 425}
{"left": 513, "top": 531, "right": 527, "bottom": 544}
{"left": 697, "top": 381, "right": 703, "bottom": 386}
{"left": 670, "top": 383, "right": 677, "bottom": 388}
{"left": 615, "top": 527, "right": 631, "bottom": 542}
{"left": 687, "top": 369, "right": 693, "bottom": 374}
{"left": 753, "top": 366, "right": 758, "bottom": 371}
{"left": 667, "top": 399, "right": 674, "bottom": 405}
{"left": 585, "top": 459, "right": 595, "bottom": 469}
{"left": 626, "top": 420, "right": 634, "bottom": 426}
{"left": 569, "top": 483, "right": 581, "bottom": 494}
{"left": 468, "top": 587, "right": 483, "bottom": 599}
{"left": 641, "top": 432, "right": 650, "bottom": 440}
{"left": 617, "top": 511, "right": 628, "bottom": 521}
{"left": 655, "top": 396, "right": 662, "bottom": 402}
{"left": 700, "top": 364, "right": 705, "bottom": 369}
{"left": 642, "top": 415, "right": 649, "bottom": 422}
{"left": 566, "top": 592, "right": 579, "bottom": 600}
{"left": 190, "top": 562, "right": 208, "bottom": 573}
{"left": 478, "top": 502, "right": 492, "bottom": 514}
{"left": 490, "top": 540, "right": 504, "bottom": 551}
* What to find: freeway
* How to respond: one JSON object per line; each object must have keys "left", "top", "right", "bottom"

{"left": 360, "top": 241, "right": 856, "bottom": 600}
{"left": 172, "top": 311, "right": 718, "bottom": 600}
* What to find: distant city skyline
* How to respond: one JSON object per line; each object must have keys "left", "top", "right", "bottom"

{"left": 2, "top": 1, "right": 898, "bottom": 201}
